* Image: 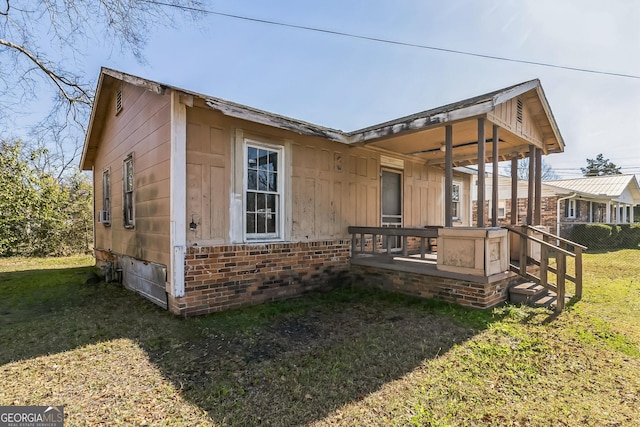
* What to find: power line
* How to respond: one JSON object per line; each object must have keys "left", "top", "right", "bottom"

{"left": 143, "top": 0, "right": 640, "bottom": 80}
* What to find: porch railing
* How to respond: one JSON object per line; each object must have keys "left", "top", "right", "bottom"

{"left": 505, "top": 225, "right": 586, "bottom": 311}
{"left": 347, "top": 226, "right": 440, "bottom": 259}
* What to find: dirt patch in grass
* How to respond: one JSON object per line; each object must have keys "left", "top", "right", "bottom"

{"left": 2, "top": 253, "right": 640, "bottom": 426}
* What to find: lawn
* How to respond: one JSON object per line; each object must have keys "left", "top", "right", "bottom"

{"left": 0, "top": 251, "right": 639, "bottom": 426}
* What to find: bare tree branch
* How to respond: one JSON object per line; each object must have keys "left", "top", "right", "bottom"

{"left": 0, "top": 0, "right": 204, "bottom": 169}
{"left": 0, "top": 38, "right": 91, "bottom": 105}
{"left": 0, "top": 0, "right": 9, "bottom": 16}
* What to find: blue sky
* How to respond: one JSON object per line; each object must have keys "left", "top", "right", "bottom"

{"left": 10, "top": 0, "right": 640, "bottom": 178}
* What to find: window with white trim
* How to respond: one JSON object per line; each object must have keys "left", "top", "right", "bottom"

{"left": 566, "top": 199, "right": 576, "bottom": 218}
{"left": 101, "top": 169, "right": 111, "bottom": 226}
{"left": 451, "top": 183, "right": 461, "bottom": 221}
{"left": 244, "top": 141, "right": 283, "bottom": 240}
{"left": 498, "top": 200, "right": 506, "bottom": 219}
{"left": 123, "top": 154, "right": 135, "bottom": 228}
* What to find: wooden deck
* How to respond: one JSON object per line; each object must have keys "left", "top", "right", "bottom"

{"left": 347, "top": 225, "right": 585, "bottom": 312}
{"left": 351, "top": 252, "right": 514, "bottom": 284}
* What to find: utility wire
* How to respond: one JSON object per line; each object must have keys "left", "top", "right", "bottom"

{"left": 143, "top": 0, "right": 640, "bottom": 80}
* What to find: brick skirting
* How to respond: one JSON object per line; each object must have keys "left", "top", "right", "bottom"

{"left": 170, "top": 240, "right": 351, "bottom": 316}
{"left": 351, "top": 264, "right": 519, "bottom": 309}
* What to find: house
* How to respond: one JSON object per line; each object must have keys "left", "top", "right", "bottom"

{"left": 470, "top": 171, "right": 567, "bottom": 233}
{"left": 545, "top": 174, "right": 640, "bottom": 237}
{"left": 80, "top": 68, "right": 568, "bottom": 316}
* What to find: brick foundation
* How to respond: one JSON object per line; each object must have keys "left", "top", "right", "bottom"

{"left": 170, "top": 240, "right": 351, "bottom": 316}
{"left": 351, "top": 264, "right": 519, "bottom": 309}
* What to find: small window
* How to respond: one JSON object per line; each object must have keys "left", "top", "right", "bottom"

{"left": 566, "top": 199, "right": 576, "bottom": 219}
{"left": 498, "top": 202, "right": 506, "bottom": 219}
{"left": 490, "top": 199, "right": 507, "bottom": 220}
{"left": 116, "top": 87, "right": 123, "bottom": 114}
{"left": 123, "top": 154, "right": 135, "bottom": 228}
{"left": 451, "top": 183, "right": 461, "bottom": 221}
{"left": 100, "top": 169, "right": 111, "bottom": 226}
{"left": 244, "top": 141, "right": 283, "bottom": 240}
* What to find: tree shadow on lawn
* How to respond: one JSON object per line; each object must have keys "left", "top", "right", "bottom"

{"left": 0, "top": 265, "right": 501, "bottom": 426}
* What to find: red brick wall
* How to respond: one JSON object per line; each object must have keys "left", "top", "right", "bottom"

{"left": 170, "top": 240, "right": 351, "bottom": 316}
{"left": 472, "top": 196, "right": 558, "bottom": 231}
{"left": 351, "top": 264, "right": 519, "bottom": 309}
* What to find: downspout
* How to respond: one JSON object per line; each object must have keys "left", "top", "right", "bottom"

{"left": 556, "top": 193, "right": 577, "bottom": 236}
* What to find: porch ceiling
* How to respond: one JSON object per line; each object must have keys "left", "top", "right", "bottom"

{"left": 363, "top": 117, "right": 546, "bottom": 167}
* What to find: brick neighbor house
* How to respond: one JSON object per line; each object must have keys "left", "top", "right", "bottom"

{"left": 545, "top": 174, "right": 640, "bottom": 238}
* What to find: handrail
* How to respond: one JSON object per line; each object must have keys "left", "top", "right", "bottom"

{"left": 522, "top": 224, "right": 588, "bottom": 250}
{"left": 347, "top": 226, "right": 439, "bottom": 238}
{"left": 504, "top": 225, "right": 585, "bottom": 311}
{"left": 348, "top": 226, "right": 438, "bottom": 260}
{"left": 504, "top": 226, "right": 575, "bottom": 257}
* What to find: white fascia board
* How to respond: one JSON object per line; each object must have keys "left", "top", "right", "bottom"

{"left": 348, "top": 101, "right": 493, "bottom": 144}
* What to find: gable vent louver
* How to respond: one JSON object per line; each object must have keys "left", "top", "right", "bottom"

{"left": 516, "top": 98, "right": 523, "bottom": 124}
{"left": 116, "top": 88, "right": 123, "bottom": 114}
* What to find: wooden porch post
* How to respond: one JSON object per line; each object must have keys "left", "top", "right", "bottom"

{"left": 444, "top": 125, "right": 453, "bottom": 227}
{"left": 511, "top": 156, "right": 518, "bottom": 225}
{"left": 491, "top": 125, "right": 499, "bottom": 227}
{"left": 527, "top": 146, "right": 535, "bottom": 225}
{"left": 534, "top": 147, "right": 542, "bottom": 226}
{"left": 477, "top": 118, "right": 486, "bottom": 227}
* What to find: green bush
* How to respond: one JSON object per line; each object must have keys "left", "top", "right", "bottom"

{"left": 571, "top": 223, "right": 640, "bottom": 250}
{"left": 571, "top": 224, "right": 611, "bottom": 248}
{"left": 618, "top": 224, "right": 640, "bottom": 248}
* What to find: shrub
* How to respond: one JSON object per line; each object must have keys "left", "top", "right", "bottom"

{"left": 571, "top": 223, "right": 640, "bottom": 250}
{"left": 571, "top": 224, "right": 611, "bottom": 248}
{"left": 618, "top": 224, "right": 640, "bottom": 248}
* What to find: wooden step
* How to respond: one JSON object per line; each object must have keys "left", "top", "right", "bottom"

{"left": 509, "top": 281, "right": 573, "bottom": 309}
{"left": 529, "top": 291, "right": 573, "bottom": 310}
{"left": 509, "top": 282, "right": 546, "bottom": 304}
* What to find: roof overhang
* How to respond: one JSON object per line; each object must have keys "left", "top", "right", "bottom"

{"left": 344, "top": 79, "right": 565, "bottom": 167}
{"left": 80, "top": 69, "right": 565, "bottom": 171}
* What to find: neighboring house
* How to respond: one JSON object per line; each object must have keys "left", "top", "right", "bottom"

{"left": 544, "top": 175, "right": 640, "bottom": 237}
{"left": 80, "top": 68, "right": 564, "bottom": 315}
{"left": 470, "top": 172, "right": 568, "bottom": 233}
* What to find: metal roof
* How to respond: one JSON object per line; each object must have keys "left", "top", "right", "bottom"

{"left": 545, "top": 174, "right": 640, "bottom": 201}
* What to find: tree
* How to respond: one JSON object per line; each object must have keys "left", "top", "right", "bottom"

{"left": 0, "top": 0, "right": 204, "bottom": 149}
{"left": 0, "top": 139, "right": 93, "bottom": 256}
{"left": 581, "top": 154, "right": 622, "bottom": 176}
{"left": 503, "top": 157, "right": 559, "bottom": 181}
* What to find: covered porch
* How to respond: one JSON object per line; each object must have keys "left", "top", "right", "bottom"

{"left": 345, "top": 80, "right": 582, "bottom": 311}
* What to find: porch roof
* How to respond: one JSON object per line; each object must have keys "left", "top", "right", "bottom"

{"left": 348, "top": 79, "right": 565, "bottom": 167}
{"left": 81, "top": 68, "right": 565, "bottom": 170}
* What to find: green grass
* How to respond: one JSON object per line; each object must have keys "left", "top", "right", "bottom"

{"left": 1, "top": 251, "right": 639, "bottom": 426}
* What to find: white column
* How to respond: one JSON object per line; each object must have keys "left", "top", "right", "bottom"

{"left": 623, "top": 204, "right": 628, "bottom": 223}
{"left": 589, "top": 201, "right": 593, "bottom": 223}
{"left": 170, "top": 91, "right": 188, "bottom": 298}
{"left": 606, "top": 202, "right": 611, "bottom": 223}
{"left": 616, "top": 203, "right": 621, "bottom": 224}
